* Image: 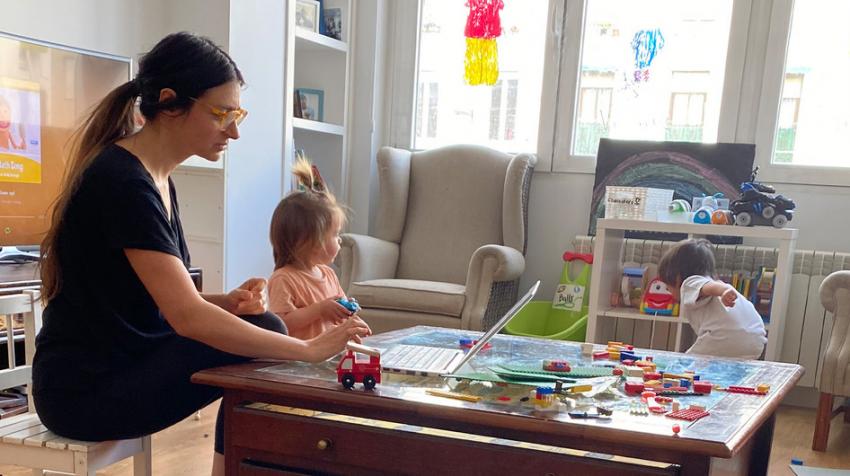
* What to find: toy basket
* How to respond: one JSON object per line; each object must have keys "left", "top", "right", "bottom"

{"left": 604, "top": 186, "right": 674, "bottom": 220}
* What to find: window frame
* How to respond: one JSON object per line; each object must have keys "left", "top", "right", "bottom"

{"left": 387, "top": 0, "right": 850, "bottom": 186}
{"left": 753, "top": 0, "right": 850, "bottom": 186}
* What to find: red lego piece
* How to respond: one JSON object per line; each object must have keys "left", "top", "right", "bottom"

{"left": 726, "top": 385, "right": 767, "bottom": 395}
{"left": 666, "top": 408, "right": 710, "bottom": 422}
{"left": 612, "top": 368, "right": 624, "bottom": 376}
{"left": 625, "top": 382, "right": 645, "bottom": 395}
{"left": 672, "top": 424, "right": 681, "bottom": 435}
{"left": 593, "top": 351, "right": 610, "bottom": 360}
{"left": 693, "top": 381, "right": 713, "bottom": 394}
{"left": 643, "top": 372, "right": 662, "bottom": 381}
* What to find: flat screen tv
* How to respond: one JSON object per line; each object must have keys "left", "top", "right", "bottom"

{"left": 0, "top": 32, "right": 130, "bottom": 263}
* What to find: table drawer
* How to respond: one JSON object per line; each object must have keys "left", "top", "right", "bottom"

{"left": 230, "top": 405, "right": 678, "bottom": 476}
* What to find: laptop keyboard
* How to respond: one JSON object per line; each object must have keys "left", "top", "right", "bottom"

{"left": 382, "top": 345, "right": 460, "bottom": 373}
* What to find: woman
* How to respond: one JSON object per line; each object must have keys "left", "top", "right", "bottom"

{"left": 33, "top": 32, "right": 370, "bottom": 475}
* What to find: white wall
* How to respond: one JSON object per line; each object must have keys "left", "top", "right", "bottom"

{"left": 0, "top": 0, "right": 167, "bottom": 60}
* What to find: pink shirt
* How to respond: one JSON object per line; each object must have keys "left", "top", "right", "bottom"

{"left": 268, "top": 264, "right": 345, "bottom": 340}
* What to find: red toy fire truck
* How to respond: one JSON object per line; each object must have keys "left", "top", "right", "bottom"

{"left": 337, "top": 342, "right": 382, "bottom": 390}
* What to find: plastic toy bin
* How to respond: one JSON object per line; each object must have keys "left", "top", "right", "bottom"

{"left": 504, "top": 301, "right": 587, "bottom": 342}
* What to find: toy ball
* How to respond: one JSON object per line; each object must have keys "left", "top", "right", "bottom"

{"left": 668, "top": 199, "right": 691, "bottom": 213}
{"left": 693, "top": 206, "right": 713, "bottom": 224}
{"left": 711, "top": 209, "right": 733, "bottom": 225}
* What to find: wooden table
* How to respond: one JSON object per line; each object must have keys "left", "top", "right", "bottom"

{"left": 193, "top": 326, "right": 803, "bottom": 476}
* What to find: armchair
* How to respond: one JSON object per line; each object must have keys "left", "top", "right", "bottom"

{"left": 337, "top": 145, "right": 536, "bottom": 333}
{"left": 812, "top": 270, "right": 850, "bottom": 451}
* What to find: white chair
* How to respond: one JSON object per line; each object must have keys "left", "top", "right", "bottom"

{"left": 0, "top": 290, "right": 152, "bottom": 475}
{"left": 812, "top": 271, "right": 850, "bottom": 451}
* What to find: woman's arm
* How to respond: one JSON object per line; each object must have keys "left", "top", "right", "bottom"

{"left": 125, "top": 249, "right": 369, "bottom": 362}
{"left": 279, "top": 299, "right": 351, "bottom": 331}
{"left": 202, "top": 278, "right": 267, "bottom": 315}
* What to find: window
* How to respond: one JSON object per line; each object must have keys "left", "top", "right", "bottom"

{"left": 666, "top": 71, "right": 710, "bottom": 142}
{"left": 768, "top": 1, "right": 850, "bottom": 168}
{"left": 414, "top": 79, "right": 440, "bottom": 140}
{"left": 572, "top": 0, "right": 734, "bottom": 156}
{"left": 488, "top": 78, "right": 519, "bottom": 141}
{"left": 412, "top": 0, "right": 549, "bottom": 152}
{"left": 575, "top": 72, "right": 614, "bottom": 155}
{"left": 391, "top": 0, "right": 850, "bottom": 185}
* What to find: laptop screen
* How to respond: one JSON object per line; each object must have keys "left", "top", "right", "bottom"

{"left": 450, "top": 280, "right": 539, "bottom": 372}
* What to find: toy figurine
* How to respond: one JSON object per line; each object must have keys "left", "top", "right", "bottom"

{"left": 731, "top": 167, "right": 795, "bottom": 228}
{"left": 337, "top": 342, "right": 381, "bottom": 390}
{"left": 640, "top": 277, "right": 680, "bottom": 316}
{"left": 336, "top": 297, "right": 361, "bottom": 313}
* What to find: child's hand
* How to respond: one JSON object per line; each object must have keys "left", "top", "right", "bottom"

{"left": 316, "top": 297, "right": 352, "bottom": 324}
{"left": 226, "top": 278, "right": 268, "bottom": 315}
{"left": 721, "top": 287, "right": 737, "bottom": 307}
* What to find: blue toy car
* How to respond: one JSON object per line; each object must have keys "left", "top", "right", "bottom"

{"left": 336, "top": 297, "right": 360, "bottom": 313}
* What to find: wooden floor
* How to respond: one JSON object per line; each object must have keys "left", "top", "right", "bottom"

{"left": 0, "top": 402, "right": 847, "bottom": 475}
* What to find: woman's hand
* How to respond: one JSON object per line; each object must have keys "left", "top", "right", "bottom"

{"left": 315, "top": 297, "right": 353, "bottom": 325}
{"left": 226, "top": 278, "right": 268, "bottom": 315}
{"left": 306, "top": 316, "right": 372, "bottom": 362}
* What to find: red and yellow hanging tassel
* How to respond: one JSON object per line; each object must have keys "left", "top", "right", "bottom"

{"left": 464, "top": 0, "right": 504, "bottom": 86}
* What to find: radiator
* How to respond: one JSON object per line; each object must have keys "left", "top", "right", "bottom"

{"left": 574, "top": 235, "right": 850, "bottom": 388}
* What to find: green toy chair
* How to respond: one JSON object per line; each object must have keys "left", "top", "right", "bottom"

{"left": 504, "top": 301, "right": 588, "bottom": 342}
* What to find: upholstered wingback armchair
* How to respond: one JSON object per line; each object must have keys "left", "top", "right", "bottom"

{"left": 812, "top": 270, "right": 850, "bottom": 451}
{"left": 337, "top": 145, "right": 536, "bottom": 334}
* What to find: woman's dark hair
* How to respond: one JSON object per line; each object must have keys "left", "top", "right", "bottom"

{"left": 658, "top": 239, "right": 716, "bottom": 286}
{"left": 41, "top": 32, "right": 244, "bottom": 301}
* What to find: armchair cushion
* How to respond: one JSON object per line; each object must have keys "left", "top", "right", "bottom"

{"left": 348, "top": 279, "right": 466, "bottom": 317}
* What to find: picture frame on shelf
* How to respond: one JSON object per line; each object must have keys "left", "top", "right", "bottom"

{"left": 293, "top": 90, "right": 304, "bottom": 118}
{"left": 295, "top": 88, "right": 324, "bottom": 122}
{"left": 295, "top": 0, "right": 320, "bottom": 33}
{"left": 324, "top": 7, "right": 342, "bottom": 41}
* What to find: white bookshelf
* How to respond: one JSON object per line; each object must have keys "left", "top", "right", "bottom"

{"left": 285, "top": 0, "right": 354, "bottom": 198}
{"left": 586, "top": 218, "right": 797, "bottom": 360}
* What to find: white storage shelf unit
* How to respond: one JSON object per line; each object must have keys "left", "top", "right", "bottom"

{"left": 291, "top": 0, "right": 352, "bottom": 198}
{"left": 586, "top": 218, "right": 797, "bottom": 361}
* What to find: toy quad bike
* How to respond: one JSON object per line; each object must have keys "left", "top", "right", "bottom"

{"left": 730, "top": 167, "right": 795, "bottom": 228}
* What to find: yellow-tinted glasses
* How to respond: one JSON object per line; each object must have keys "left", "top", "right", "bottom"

{"left": 189, "top": 97, "right": 248, "bottom": 130}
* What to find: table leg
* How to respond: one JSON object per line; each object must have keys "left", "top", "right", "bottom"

{"left": 679, "top": 455, "right": 711, "bottom": 476}
{"left": 747, "top": 412, "right": 776, "bottom": 476}
{"left": 223, "top": 392, "right": 240, "bottom": 475}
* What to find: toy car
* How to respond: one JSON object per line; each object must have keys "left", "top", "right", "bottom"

{"left": 336, "top": 297, "right": 361, "bottom": 313}
{"left": 730, "top": 167, "right": 795, "bottom": 228}
{"left": 337, "top": 342, "right": 381, "bottom": 390}
{"left": 542, "top": 359, "right": 571, "bottom": 372}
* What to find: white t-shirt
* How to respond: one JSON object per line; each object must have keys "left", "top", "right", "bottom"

{"left": 680, "top": 275, "right": 767, "bottom": 359}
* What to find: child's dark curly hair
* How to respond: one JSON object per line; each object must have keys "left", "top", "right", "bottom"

{"left": 658, "top": 239, "right": 716, "bottom": 286}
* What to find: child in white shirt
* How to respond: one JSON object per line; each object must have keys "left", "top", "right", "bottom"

{"left": 658, "top": 239, "right": 767, "bottom": 359}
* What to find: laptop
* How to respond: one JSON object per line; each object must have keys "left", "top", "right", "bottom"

{"left": 377, "top": 280, "right": 540, "bottom": 377}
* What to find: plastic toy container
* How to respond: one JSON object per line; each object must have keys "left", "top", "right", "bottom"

{"left": 604, "top": 186, "right": 674, "bottom": 221}
{"left": 504, "top": 301, "right": 587, "bottom": 342}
